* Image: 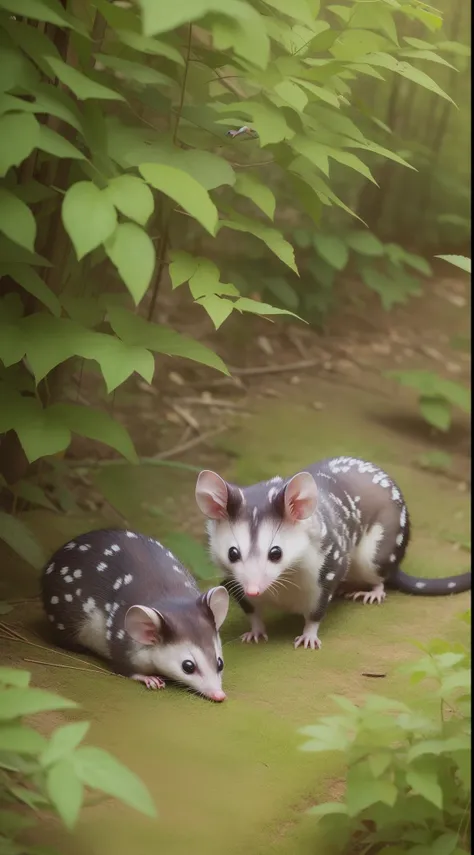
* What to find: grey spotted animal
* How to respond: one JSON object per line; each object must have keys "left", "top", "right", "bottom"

{"left": 195, "top": 456, "right": 471, "bottom": 651}
{"left": 41, "top": 529, "right": 229, "bottom": 701}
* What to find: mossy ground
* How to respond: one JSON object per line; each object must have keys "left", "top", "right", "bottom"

{"left": 0, "top": 373, "right": 470, "bottom": 855}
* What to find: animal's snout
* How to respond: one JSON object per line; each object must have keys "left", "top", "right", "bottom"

{"left": 210, "top": 690, "right": 226, "bottom": 702}
{"left": 245, "top": 585, "right": 261, "bottom": 597}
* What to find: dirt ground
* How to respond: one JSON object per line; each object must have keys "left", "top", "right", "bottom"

{"left": 0, "top": 264, "right": 470, "bottom": 855}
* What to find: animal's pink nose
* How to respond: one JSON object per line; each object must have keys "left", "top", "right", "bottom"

{"left": 246, "top": 586, "right": 260, "bottom": 597}
{"left": 210, "top": 690, "right": 226, "bottom": 702}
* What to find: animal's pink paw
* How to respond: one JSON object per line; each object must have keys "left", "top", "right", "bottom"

{"left": 294, "top": 632, "right": 322, "bottom": 650}
{"left": 345, "top": 585, "right": 386, "bottom": 605}
{"left": 241, "top": 630, "right": 268, "bottom": 644}
{"left": 131, "top": 673, "right": 166, "bottom": 690}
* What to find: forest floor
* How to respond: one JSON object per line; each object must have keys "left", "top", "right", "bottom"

{"left": 0, "top": 263, "right": 470, "bottom": 855}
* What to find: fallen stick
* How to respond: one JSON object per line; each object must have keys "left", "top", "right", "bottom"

{"left": 152, "top": 425, "right": 229, "bottom": 460}
{"left": 228, "top": 359, "right": 318, "bottom": 376}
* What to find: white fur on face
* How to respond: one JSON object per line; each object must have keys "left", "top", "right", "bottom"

{"left": 208, "top": 517, "right": 315, "bottom": 596}
{"left": 130, "top": 638, "right": 225, "bottom": 700}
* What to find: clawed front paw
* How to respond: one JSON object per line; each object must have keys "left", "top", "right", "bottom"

{"left": 131, "top": 674, "right": 166, "bottom": 690}
{"left": 241, "top": 630, "right": 268, "bottom": 644}
{"left": 345, "top": 585, "right": 386, "bottom": 605}
{"left": 294, "top": 632, "right": 322, "bottom": 650}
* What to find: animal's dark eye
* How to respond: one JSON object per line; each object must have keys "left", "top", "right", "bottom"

{"left": 228, "top": 546, "right": 241, "bottom": 563}
{"left": 182, "top": 660, "right": 196, "bottom": 675}
{"left": 268, "top": 546, "right": 282, "bottom": 562}
{"left": 217, "top": 657, "right": 224, "bottom": 673}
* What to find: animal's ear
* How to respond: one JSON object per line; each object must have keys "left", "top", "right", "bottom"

{"left": 202, "top": 586, "right": 230, "bottom": 631}
{"left": 124, "top": 605, "right": 164, "bottom": 645}
{"left": 195, "top": 470, "right": 229, "bottom": 519}
{"left": 284, "top": 472, "right": 318, "bottom": 521}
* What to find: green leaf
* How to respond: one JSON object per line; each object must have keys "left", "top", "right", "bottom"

{"left": 399, "top": 49, "right": 457, "bottom": 69}
{"left": 325, "top": 148, "right": 377, "bottom": 184}
{"left": 346, "top": 779, "right": 398, "bottom": 816}
{"left": 47, "top": 758, "right": 83, "bottom": 830}
{"left": 0, "top": 188, "right": 36, "bottom": 252}
{"left": 10, "top": 480, "right": 57, "bottom": 511}
{"left": 105, "top": 176, "right": 154, "bottom": 226}
{"left": 346, "top": 231, "right": 384, "bottom": 257}
{"left": 197, "top": 295, "right": 234, "bottom": 329}
{"left": 115, "top": 30, "right": 184, "bottom": 65}
{"left": 47, "top": 404, "right": 138, "bottom": 464}
{"left": 137, "top": 0, "right": 256, "bottom": 37}
{"left": 406, "top": 766, "right": 443, "bottom": 809}
{"left": 106, "top": 306, "right": 229, "bottom": 375}
{"left": 104, "top": 223, "right": 155, "bottom": 304}
{"left": 274, "top": 80, "right": 308, "bottom": 113}
{"left": 164, "top": 532, "right": 217, "bottom": 580}
{"left": 261, "top": 0, "right": 316, "bottom": 26}
{"left": 41, "top": 722, "right": 90, "bottom": 768}
{"left": 36, "top": 125, "right": 85, "bottom": 161}
{"left": 0, "top": 512, "right": 46, "bottom": 569}
{"left": 308, "top": 802, "right": 348, "bottom": 817}
{"left": 0, "top": 808, "right": 35, "bottom": 837}
{"left": 0, "top": 113, "right": 40, "bottom": 177}
{"left": 186, "top": 258, "right": 238, "bottom": 301}
{"left": 365, "top": 53, "right": 454, "bottom": 103}
{"left": 94, "top": 53, "right": 174, "bottom": 87}
{"left": 436, "top": 255, "right": 470, "bottom": 274}
{"left": 419, "top": 396, "right": 451, "bottom": 431}
{"left": 0, "top": 687, "right": 77, "bottom": 720}
{"left": 169, "top": 251, "right": 199, "bottom": 288}
{"left": 233, "top": 296, "right": 300, "bottom": 321}
{"left": 313, "top": 234, "right": 348, "bottom": 271}
{"left": 219, "top": 216, "right": 298, "bottom": 273}
{"left": 0, "top": 724, "right": 46, "bottom": 754}
{"left": 139, "top": 163, "right": 218, "bottom": 236}
{"left": 62, "top": 182, "right": 117, "bottom": 261}
{"left": 0, "top": 264, "right": 61, "bottom": 316}
{"left": 264, "top": 277, "right": 299, "bottom": 311}
{"left": 348, "top": 1, "right": 398, "bottom": 44}
{"left": 219, "top": 100, "right": 293, "bottom": 147}
{"left": 0, "top": 0, "right": 73, "bottom": 27}
{"left": 331, "top": 30, "right": 390, "bottom": 61}
{"left": 0, "top": 668, "right": 30, "bottom": 688}
{"left": 45, "top": 57, "right": 125, "bottom": 101}
{"left": 234, "top": 173, "right": 275, "bottom": 220}
{"left": 72, "top": 745, "right": 156, "bottom": 817}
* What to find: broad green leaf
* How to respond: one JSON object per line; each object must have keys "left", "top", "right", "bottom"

{"left": 139, "top": 164, "right": 218, "bottom": 236}
{"left": 0, "top": 724, "right": 46, "bottom": 754}
{"left": 47, "top": 758, "right": 83, "bottom": 829}
{"left": 14, "top": 180, "right": 57, "bottom": 205}
{"left": 47, "top": 404, "right": 139, "bottom": 464}
{"left": 0, "top": 189, "right": 36, "bottom": 252}
{"left": 331, "top": 30, "right": 390, "bottom": 61}
{"left": 95, "top": 53, "right": 174, "bottom": 87}
{"left": 0, "top": 113, "right": 40, "bottom": 176}
{"left": 187, "top": 259, "right": 238, "bottom": 300}
{"left": 62, "top": 182, "right": 117, "bottom": 261}
{"left": 197, "top": 295, "right": 234, "bottom": 329}
{"left": 325, "top": 148, "right": 377, "bottom": 184}
{"left": 104, "top": 223, "right": 155, "bottom": 304}
{"left": 234, "top": 296, "right": 300, "bottom": 320}
{"left": 0, "top": 809, "right": 35, "bottom": 836}
{"left": 41, "top": 722, "right": 90, "bottom": 768}
{"left": 218, "top": 100, "right": 293, "bottom": 147}
{"left": 264, "top": 277, "right": 299, "bottom": 311}
{"left": 0, "top": 669, "right": 30, "bottom": 688}
{"left": 0, "top": 43, "right": 39, "bottom": 94}
{"left": 0, "top": 0, "right": 72, "bottom": 26}
{"left": 348, "top": 1, "right": 398, "bottom": 44}
{"left": 121, "top": 145, "right": 235, "bottom": 191}
{"left": 346, "top": 231, "right": 384, "bottom": 256}
{"left": 274, "top": 80, "right": 308, "bottom": 113}
{"left": 368, "top": 752, "right": 392, "bottom": 778}
{"left": 28, "top": 83, "right": 82, "bottom": 131}
{"left": 436, "top": 255, "right": 470, "bottom": 274}
{"left": 387, "top": 371, "right": 470, "bottom": 413}
{"left": 0, "top": 393, "right": 71, "bottom": 463}
{"left": 164, "top": 532, "right": 218, "bottom": 579}
{"left": 10, "top": 480, "right": 57, "bottom": 511}
{"left": 365, "top": 53, "right": 454, "bottom": 103}
{"left": 347, "top": 139, "right": 416, "bottom": 171}
{"left": 115, "top": 30, "right": 184, "bottom": 64}
{"left": 213, "top": 13, "right": 270, "bottom": 69}
{"left": 169, "top": 251, "right": 199, "bottom": 288}
{"left": 105, "top": 176, "right": 154, "bottom": 226}
{"left": 0, "top": 264, "right": 61, "bottom": 316}
{"left": 293, "top": 80, "right": 341, "bottom": 108}
{"left": 72, "top": 745, "right": 156, "bottom": 817}
{"left": 346, "top": 779, "right": 398, "bottom": 816}
{"left": 234, "top": 173, "right": 276, "bottom": 220}
{"left": 106, "top": 306, "right": 229, "bottom": 375}
{"left": 0, "top": 687, "right": 77, "bottom": 720}
{"left": 219, "top": 216, "right": 298, "bottom": 273}
{"left": 290, "top": 138, "right": 330, "bottom": 176}
{"left": 138, "top": 0, "right": 259, "bottom": 38}
{"left": 419, "top": 396, "right": 451, "bottom": 431}
{"left": 45, "top": 57, "right": 125, "bottom": 101}
{"left": 36, "top": 125, "right": 85, "bottom": 160}
{"left": 399, "top": 49, "right": 457, "bottom": 69}
{"left": 308, "top": 802, "right": 348, "bottom": 816}
{"left": 0, "top": 235, "right": 51, "bottom": 267}
{"left": 313, "top": 233, "right": 349, "bottom": 271}
{"left": 261, "top": 0, "right": 316, "bottom": 27}
{"left": 406, "top": 766, "right": 443, "bottom": 809}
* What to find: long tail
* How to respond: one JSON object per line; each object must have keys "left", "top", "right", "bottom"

{"left": 388, "top": 567, "right": 471, "bottom": 596}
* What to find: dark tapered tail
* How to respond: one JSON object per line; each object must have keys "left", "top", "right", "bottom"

{"left": 388, "top": 567, "right": 471, "bottom": 596}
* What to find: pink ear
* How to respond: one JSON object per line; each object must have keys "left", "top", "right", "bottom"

{"left": 124, "top": 606, "right": 163, "bottom": 645}
{"left": 284, "top": 472, "right": 318, "bottom": 521}
{"left": 195, "top": 470, "right": 229, "bottom": 519}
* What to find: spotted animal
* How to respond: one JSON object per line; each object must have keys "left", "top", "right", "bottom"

{"left": 195, "top": 456, "right": 471, "bottom": 650}
{"left": 41, "top": 529, "right": 229, "bottom": 701}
